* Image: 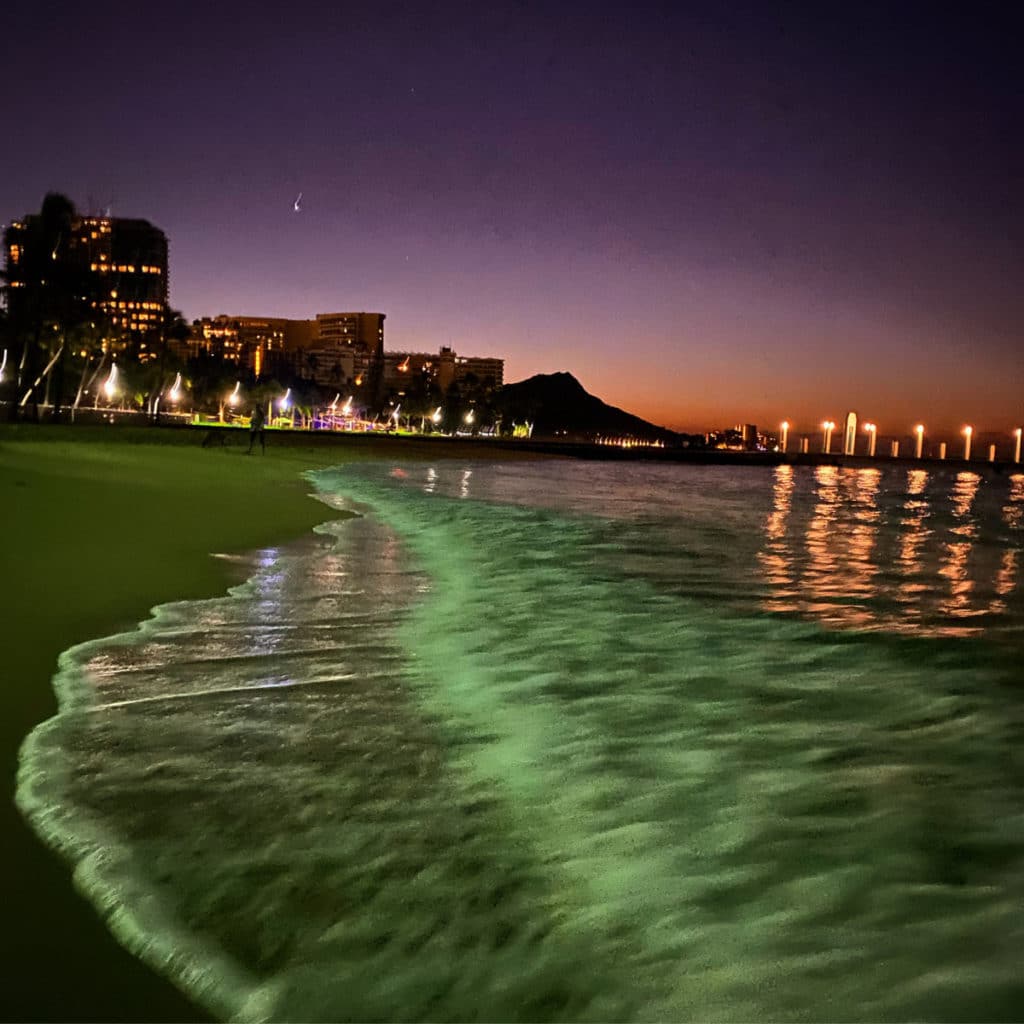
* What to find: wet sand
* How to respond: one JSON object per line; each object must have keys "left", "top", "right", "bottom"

{"left": 0, "top": 424, "right": 548, "bottom": 1022}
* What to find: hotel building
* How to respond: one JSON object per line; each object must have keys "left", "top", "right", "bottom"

{"left": 4, "top": 214, "right": 168, "bottom": 358}
{"left": 315, "top": 312, "right": 385, "bottom": 358}
{"left": 185, "top": 315, "right": 316, "bottom": 376}
{"left": 182, "top": 307, "right": 502, "bottom": 400}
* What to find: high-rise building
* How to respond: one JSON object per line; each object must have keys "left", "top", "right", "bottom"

{"left": 187, "top": 315, "right": 315, "bottom": 375}
{"left": 435, "top": 346, "right": 503, "bottom": 392}
{"left": 314, "top": 312, "right": 385, "bottom": 357}
{"left": 4, "top": 212, "right": 168, "bottom": 357}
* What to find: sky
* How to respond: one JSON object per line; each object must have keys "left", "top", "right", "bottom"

{"left": 2, "top": 1, "right": 1020, "bottom": 434}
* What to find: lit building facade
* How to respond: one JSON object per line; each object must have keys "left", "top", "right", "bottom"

{"left": 179, "top": 307, "right": 502, "bottom": 401}
{"left": 314, "top": 312, "right": 385, "bottom": 357}
{"left": 295, "top": 344, "right": 503, "bottom": 395}
{"left": 300, "top": 347, "right": 374, "bottom": 388}
{"left": 186, "top": 315, "right": 315, "bottom": 375}
{"left": 4, "top": 214, "right": 168, "bottom": 358}
{"left": 383, "top": 346, "right": 503, "bottom": 393}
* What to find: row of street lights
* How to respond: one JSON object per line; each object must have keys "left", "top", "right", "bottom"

{"left": 778, "top": 420, "right": 1023, "bottom": 462}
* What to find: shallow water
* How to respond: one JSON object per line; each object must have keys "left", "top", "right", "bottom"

{"left": 18, "top": 461, "right": 1024, "bottom": 1021}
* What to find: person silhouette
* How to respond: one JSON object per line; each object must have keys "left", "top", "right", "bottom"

{"left": 247, "top": 403, "right": 267, "bottom": 454}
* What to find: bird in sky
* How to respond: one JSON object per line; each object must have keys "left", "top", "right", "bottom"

{"left": 293, "top": 193, "right": 303, "bottom": 213}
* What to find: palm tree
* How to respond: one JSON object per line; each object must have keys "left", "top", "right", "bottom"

{"left": 1, "top": 193, "right": 93, "bottom": 421}
{"left": 0, "top": 305, "right": 11, "bottom": 408}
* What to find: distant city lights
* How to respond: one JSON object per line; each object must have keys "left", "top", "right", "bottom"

{"left": 864, "top": 422, "right": 877, "bottom": 457}
{"left": 821, "top": 420, "right": 835, "bottom": 454}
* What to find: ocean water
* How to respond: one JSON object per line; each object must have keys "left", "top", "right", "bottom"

{"left": 17, "top": 460, "right": 1024, "bottom": 1022}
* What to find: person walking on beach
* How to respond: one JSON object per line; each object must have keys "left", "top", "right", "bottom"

{"left": 247, "top": 403, "right": 267, "bottom": 454}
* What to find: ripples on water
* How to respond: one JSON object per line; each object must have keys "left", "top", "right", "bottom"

{"left": 17, "top": 462, "right": 1024, "bottom": 1021}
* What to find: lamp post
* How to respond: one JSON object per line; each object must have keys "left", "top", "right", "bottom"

{"left": 102, "top": 364, "right": 118, "bottom": 406}
{"left": 1015, "top": 428, "right": 1022, "bottom": 464}
{"left": 963, "top": 425, "right": 973, "bottom": 461}
{"left": 780, "top": 421, "right": 789, "bottom": 453}
{"left": 864, "top": 422, "right": 877, "bottom": 457}
{"left": 914, "top": 424, "right": 924, "bottom": 459}
{"left": 822, "top": 420, "right": 835, "bottom": 454}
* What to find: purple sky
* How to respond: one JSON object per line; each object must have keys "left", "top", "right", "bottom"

{"left": 3, "top": 1, "right": 1020, "bottom": 433}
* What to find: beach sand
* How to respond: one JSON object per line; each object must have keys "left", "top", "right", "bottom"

{"left": 0, "top": 424, "right": 548, "bottom": 1022}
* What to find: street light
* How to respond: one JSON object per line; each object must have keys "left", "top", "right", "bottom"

{"left": 465, "top": 409, "right": 475, "bottom": 425}
{"left": 1015, "top": 428, "right": 1022, "bottom": 464}
{"left": 914, "top": 424, "right": 924, "bottom": 459}
{"left": 780, "top": 421, "right": 789, "bottom": 453}
{"left": 431, "top": 407, "right": 442, "bottom": 425}
{"left": 963, "top": 425, "right": 973, "bottom": 461}
{"left": 279, "top": 388, "right": 291, "bottom": 412}
{"left": 821, "top": 420, "right": 835, "bottom": 454}
{"left": 169, "top": 372, "right": 182, "bottom": 403}
{"left": 228, "top": 382, "right": 241, "bottom": 407}
{"left": 103, "top": 364, "right": 118, "bottom": 402}
{"left": 864, "top": 422, "right": 877, "bottom": 457}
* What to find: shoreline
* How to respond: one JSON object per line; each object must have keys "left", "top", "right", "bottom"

{"left": 35, "top": 418, "right": 1023, "bottom": 473}
{"left": 0, "top": 425, "right": 550, "bottom": 1022}
{"left": 4, "top": 422, "right": 1016, "bottom": 1020}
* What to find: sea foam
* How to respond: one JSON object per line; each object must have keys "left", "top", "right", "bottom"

{"left": 17, "top": 461, "right": 1024, "bottom": 1021}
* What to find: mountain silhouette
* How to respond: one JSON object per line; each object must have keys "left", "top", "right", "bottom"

{"left": 495, "top": 372, "right": 682, "bottom": 443}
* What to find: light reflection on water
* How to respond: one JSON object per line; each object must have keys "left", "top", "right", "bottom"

{"left": 423, "top": 459, "right": 1024, "bottom": 640}
{"left": 750, "top": 465, "right": 1024, "bottom": 638}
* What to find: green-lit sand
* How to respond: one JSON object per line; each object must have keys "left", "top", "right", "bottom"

{"left": 0, "top": 424, "right": 546, "bottom": 1022}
